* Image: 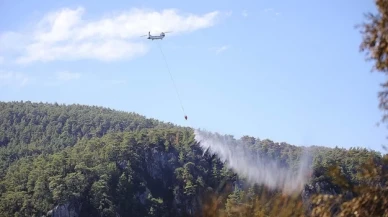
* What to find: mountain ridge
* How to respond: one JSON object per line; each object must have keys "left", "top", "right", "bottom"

{"left": 0, "top": 100, "right": 384, "bottom": 216}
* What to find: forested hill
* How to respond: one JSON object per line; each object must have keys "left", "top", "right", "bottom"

{"left": 0, "top": 101, "right": 386, "bottom": 217}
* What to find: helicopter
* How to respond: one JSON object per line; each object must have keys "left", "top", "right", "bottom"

{"left": 140, "top": 31, "right": 172, "bottom": 40}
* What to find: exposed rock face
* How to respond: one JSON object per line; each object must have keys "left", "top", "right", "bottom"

{"left": 46, "top": 201, "right": 82, "bottom": 217}
{"left": 145, "top": 147, "right": 172, "bottom": 181}
{"left": 137, "top": 187, "right": 151, "bottom": 205}
{"left": 143, "top": 146, "right": 204, "bottom": 216}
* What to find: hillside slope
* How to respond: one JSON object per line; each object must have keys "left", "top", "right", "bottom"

{"left": 0, "top": 101, "right": 178, "bottom": 176}
{"left": 0, "top": 101, "right": 384, "bottom": 216}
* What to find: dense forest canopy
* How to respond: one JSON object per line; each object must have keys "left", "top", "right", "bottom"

{"left": 0, "top": 101, "right": 386, "bottom": 217}
{"left": 1, "top": 0, "right": 388, "bottom": 216}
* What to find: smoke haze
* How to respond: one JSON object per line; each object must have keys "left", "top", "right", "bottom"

{"left": 194, "top": 129, "right": 312, "bottom": 195}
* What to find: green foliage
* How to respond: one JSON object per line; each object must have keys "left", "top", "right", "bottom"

{"left": 0, "top": 101, "right": 385, "bottom": 216}
{"left": 1, "top": 0, "right": 388, "bottom": 216}
{"left": 0, "top": 101, "right": 173, "bottom": 177}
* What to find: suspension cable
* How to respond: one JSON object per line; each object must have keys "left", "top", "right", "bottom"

{"left": 156, "top": 41, "right": 187, "bottom": 118}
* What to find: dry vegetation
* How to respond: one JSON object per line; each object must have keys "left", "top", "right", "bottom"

{"left": 199, "top": 154, "right": 388, "bottom": 217}
{"left": 200, "top": 0, "right": 388, "bottom": 216}
{"left": 0, "top": 1, "right": 387, "bottom": 217}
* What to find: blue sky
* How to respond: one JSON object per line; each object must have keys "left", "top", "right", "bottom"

{"left": 0, "top": 0, "right": 386, "bottom": 153}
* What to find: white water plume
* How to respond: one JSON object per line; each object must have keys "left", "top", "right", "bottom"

{"left": 194, "top": 129, "right": 313, "bottom": 195}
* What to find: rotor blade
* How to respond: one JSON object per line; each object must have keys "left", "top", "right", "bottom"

{"left": 140, "top": 35, "right": 147, "bottom": 37}
{"left": 163, "top": 31, "right": 173, "bottom": 33}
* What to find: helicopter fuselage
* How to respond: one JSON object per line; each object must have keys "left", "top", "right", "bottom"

{"left": 148, "top": 36, "right": 164, "bottom": 40}
{"left": 147, "top": 33, "right": 165, "bottom": 40}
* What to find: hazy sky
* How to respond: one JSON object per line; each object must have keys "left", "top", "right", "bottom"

{"left": 1, "top": 0, "right": 386, "bottom": 153}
